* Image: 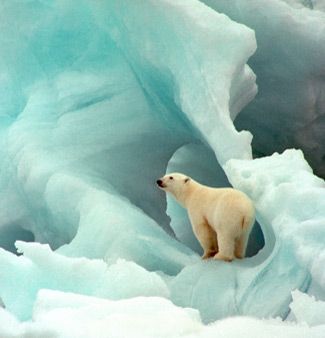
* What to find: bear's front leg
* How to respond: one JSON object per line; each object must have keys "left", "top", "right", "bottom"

{"left": 202, "top": 249, "right": 218, "bottom": 260}
{"left": 189, "top": 215, "right": 218, "bottom": 259}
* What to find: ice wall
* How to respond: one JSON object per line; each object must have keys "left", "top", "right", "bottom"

{"left": 203, "top": 0, "right": 325, "bottom": 178}
{"left": 0, "top": 0, "right": 324, "bottom": 336}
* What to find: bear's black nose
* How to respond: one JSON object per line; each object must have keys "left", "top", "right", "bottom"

{"left": 157, "top": 179, "right": 163, "bottom": 187}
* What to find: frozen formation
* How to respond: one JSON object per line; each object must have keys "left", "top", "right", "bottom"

{"left": 282, "top": 0, "right": 325, "bottom": 11}
{"left": 0, "top": 0, "right": 324, "bottom": 337}
{"left": 1, "top": 290, "right": 325, "bottom": 338}
{"left": 290, "top": 290, "right": 325, "bottom": 326}
{"left": 203, "top": 0, "right": 325, "bottom": 177}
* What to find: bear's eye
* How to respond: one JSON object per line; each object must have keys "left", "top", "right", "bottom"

{"left": 169, "top": 176, "right": 173, "bottom": 180}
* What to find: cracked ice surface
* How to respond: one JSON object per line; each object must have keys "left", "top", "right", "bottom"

{"left": 0, "top": 0, "right": 324, "bottom": 337}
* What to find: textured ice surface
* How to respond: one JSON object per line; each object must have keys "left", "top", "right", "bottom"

{"left": 282, "top": 0, "right": 325, "bottom": 11}
{"left": 203, "top": 0, "right": 325, "bottom": 177}
{"left": 290, "top": 290, "right": 325, "bottom": 326}
{"left": 0, "top": 241, "right": 170, "bottom": 320}
{"left": 0, "top": 0, "right": 324, "bottom": 336}
{"left": 0, "top": 290, "right": 324, "bottom": 338}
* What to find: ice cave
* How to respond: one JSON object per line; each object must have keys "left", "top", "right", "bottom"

{"left": 0, "top": 0, "right": 324, "bottom": 337}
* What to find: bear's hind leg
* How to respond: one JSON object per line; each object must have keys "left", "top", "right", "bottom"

{"left": 235, "top": 232, "right": 249, "bottom": 259}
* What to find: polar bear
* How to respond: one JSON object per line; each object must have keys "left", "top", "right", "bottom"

{"left": 157, "top": 173, "right": 255, "bottom": 261}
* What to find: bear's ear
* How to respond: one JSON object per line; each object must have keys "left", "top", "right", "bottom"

{"left": 184, "top": 178, "right": 190, "bottom": 183}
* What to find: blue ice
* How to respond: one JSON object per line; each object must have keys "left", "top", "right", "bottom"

{"left": 0, "top": 0, "right": 324, "bottom": 336}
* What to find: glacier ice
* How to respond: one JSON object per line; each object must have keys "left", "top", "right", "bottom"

{"left": 0, "top": 0, "right": 324, "bottom": 336}
{"left": 0, "top": 241, "right": 170, "bottom": 320}
{"left": 282, "top": 0, "right": 325, "bottom": 11}
{"left": 203, "top": 0, "right": 325, "bottom": 177}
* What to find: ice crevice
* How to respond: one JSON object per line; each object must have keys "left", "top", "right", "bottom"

{"left": 0, "top": 0, "right": 324, "bottom": 336}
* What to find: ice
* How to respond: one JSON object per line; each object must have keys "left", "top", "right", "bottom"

{"left": 202, "top": 0, "right": 325, "bottom": 177}
{"left": 102, "top": 0, "right": 257, "bottom": 165}
{"left": 0, "top": 0, "right": 324, "bottom": 336}
{"left": 31, "top": 291, "right": 202, "bottom": 338}
{"left": 225, "top": 150, "right": 325, "bottom": 291}
{"left": 290, "top": 290, "right": 325, "bottom": 326}
{"left": 0, "top": 290, "right": 324, "bottom": 338}
{"left": 282, "top": 0, "right": 325, "bottom": 11}
{"left": 0, "top": 241, "right": 170, "bottom": 320}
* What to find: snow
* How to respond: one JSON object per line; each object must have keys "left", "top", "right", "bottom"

{"left": 0, "top": 0, "right": 324, "bottom": 337}
{"left": 290, "top": 290, "right": 325, "bottom": 326}
{"left": 0, "top": 290, "right": 324, "bottom": 338}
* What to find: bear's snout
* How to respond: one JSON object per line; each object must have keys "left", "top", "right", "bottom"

{"left": 157, "top": 179, "right": 168, "bottom": 188}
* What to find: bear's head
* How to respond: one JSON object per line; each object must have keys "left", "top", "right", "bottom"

{"left": 156, "top": 173, "right": 191, "bottom": 205}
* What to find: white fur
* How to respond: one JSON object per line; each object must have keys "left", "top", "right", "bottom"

{"left": 157, "top": 173, "right": 255, "bottom": 261}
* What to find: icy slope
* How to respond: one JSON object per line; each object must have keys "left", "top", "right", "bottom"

{"left": 0, "top": 0, "right": 324, "bottom": 337}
